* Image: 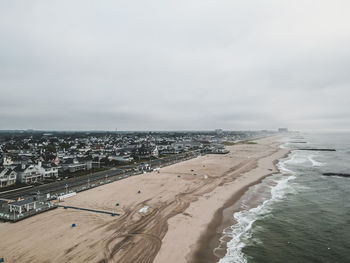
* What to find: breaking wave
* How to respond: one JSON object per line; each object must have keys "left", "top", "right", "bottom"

{"left": 218, "top": 156, "right": 296, "bottom": 263}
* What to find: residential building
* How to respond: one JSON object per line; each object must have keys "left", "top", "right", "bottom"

{"left": 15, "top": 164, "right": 43, "bottom": 184}
{"left": 0, "top": 167, "right": 17, "bottom": 188}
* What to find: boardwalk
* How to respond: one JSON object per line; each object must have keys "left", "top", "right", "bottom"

{"left": 58, "top": 205, "right": 120, "bottom": 216}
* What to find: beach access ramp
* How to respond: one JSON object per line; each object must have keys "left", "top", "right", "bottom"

{"left": 58, "top": 205, "right": 120, "bottom": 216}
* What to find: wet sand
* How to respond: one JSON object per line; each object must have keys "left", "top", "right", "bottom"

{"left": 155, "top": 137, "right": 289, "bottom": 263}
{"left": 0, "top": 135, "right": 288, "bottom": 263}
{"left": 189, "top": 157, "right": 288, "bottom": 263}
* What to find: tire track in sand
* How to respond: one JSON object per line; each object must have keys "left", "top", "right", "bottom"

{"left": 96, "top": 157, "right": 260, "bottom": 263}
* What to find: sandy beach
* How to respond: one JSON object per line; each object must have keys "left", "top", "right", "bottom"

{"left": 0, "top": 135, "right": 288, "bottom": 263}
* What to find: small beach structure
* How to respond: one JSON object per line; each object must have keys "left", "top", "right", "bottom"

{"left": 57, "top": 192, "right": 77, "bottom": 201}
{"left": 8, "top": 199, "right": 39, "bottom": 214}
{"left": 0, "top": 197, "right": 57, "bottom": 222}
{"left": 139, "top": 206, "right": 148, "bottom": 214}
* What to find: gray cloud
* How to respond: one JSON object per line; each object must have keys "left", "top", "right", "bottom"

{"left": 1, "top": 0, "right": 350, "bottom": 131}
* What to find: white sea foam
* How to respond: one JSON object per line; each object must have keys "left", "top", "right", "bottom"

{"left": 279, "top": 141, "right": 291, "bottom": 149}
{"left": 284, "top": 152, "right": 308, "bottom": 165}
{"left": 279, "top": 143, "right": 289, "bottom": 149}
{"left": 278, "top": 161, "right": 295, "bottom": 175}
{"left": 308, "top": 155, "right": 324, "bottom": 167}
{"left": 218, "top": 161, "right": 296, "bottom": 263}
{"left": 278, "top": 153, "right": 299, "bottom": 175}
{"left": 284, "top": 151, "right": 324, "bottom": 168}
{"left": 279, "top": 138, "right": 309, "bottom": 149}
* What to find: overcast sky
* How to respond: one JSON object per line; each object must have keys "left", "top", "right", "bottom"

{"left": 1, "top": 1, "right": 350, "bottom": 131}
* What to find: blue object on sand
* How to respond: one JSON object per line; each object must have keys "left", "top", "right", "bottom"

{"left": 72, "top": 223, "right": 76, "bottom": 227}
{"left": 0, "top": 257, "right": 4, "bottom": 262}
{"left": 116, "top": 203, "right": 119, "bottom": 206}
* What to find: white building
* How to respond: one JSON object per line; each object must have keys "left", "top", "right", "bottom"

{"left": 152, "top": 146, "right": 159, "bottom": 158}
{"left": 3, "top": 156, "right": 14, "bottom": 166}
{"left": 16, "top": 164, "right": 43, "bottom": 184}
{"left": 62, "top": 159, "right": 92, "bottom": 173}
{"left": 108, "top": 155, "right": 134, "bottom": 162}
{"left": 41, "top": 164, "right": 59, "bottom": 179}
{"left": 0, "top": 167, "right": 17, "bottom": 188}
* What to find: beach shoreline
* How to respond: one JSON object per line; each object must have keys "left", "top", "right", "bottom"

{"left": 189, "top": 153, "right": 290, "bottom": 263}
{"left": 154, "top": 135, "right": 289, "bottom": 263}
{"left": 0, "top": 135, "right": 289, "bottom": 263}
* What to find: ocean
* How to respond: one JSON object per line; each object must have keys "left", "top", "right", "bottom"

{"left": 218, "top": 133, "right": 350, "bottom": 263}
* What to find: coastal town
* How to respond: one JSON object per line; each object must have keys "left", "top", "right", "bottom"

{"left": 0, "top": 130, "right": 274, "bottom": 189}
{"left": 1, "top": 1, "right": 347, "bottom": 262}
{"left": 0, "top": 129, "right": 276, "bottom": 222}
{"left": 0, "top": 131, "right": 288, "bottom": 263}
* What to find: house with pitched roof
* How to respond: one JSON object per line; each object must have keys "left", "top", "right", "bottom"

{"left": 0, "top": 167, "right": 17, "bottom": 188}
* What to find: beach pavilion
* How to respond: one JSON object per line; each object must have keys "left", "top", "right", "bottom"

{"left": 8, "top": 199, "right": 39, "bottom": 214}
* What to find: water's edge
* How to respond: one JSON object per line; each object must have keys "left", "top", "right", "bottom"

{"left": 190, "top": 149, "right": 290, "bottom": 263}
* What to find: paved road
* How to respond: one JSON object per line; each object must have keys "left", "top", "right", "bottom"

{"left": 0, "top": 151, "right": 200, "bottom": 200}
